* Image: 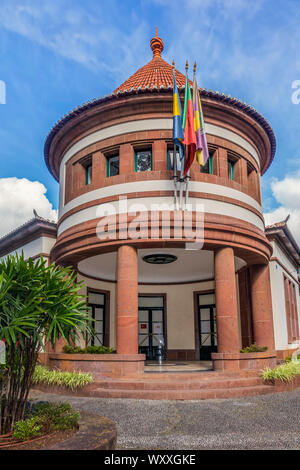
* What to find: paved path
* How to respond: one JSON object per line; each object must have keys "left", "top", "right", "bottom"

{"left": 30, "top": 389, "right": 300, "bottom": 450}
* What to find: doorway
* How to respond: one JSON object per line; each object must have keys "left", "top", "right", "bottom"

{"left": 197, "top": 292, "right": 217, "bottom": 360}
{"left": 138, "top": 295, "right": 165, "bottom": 360}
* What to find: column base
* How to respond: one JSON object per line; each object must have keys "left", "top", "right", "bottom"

{"left": 43, "top": 353, "right": 146, "bottom": 378}
{"left": 212, "top": 351, "right": 277, "bottom": 372}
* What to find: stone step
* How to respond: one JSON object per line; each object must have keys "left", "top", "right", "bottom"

{"left": 90, "top": 384, "right": 275, "bottom": 400}
{"left": 94, "top": 376, "right": 264, "bottom": 391}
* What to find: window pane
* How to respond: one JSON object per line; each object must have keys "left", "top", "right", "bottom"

{"left": 94, "top": 307, "right": 103, "bottom": 322}
{"left": 152, "top": 310, "right": 163, "bottom": 321}
{"left": 86, "top": 165, "right": 92, "bottom": 185}
{"left": 201, "top": 320, "right": 211, "bottom": 334}
{"left": 200, "top": 308, "right": 210, "bottom": 321}
{"left": 138, "top": 310, "right": 149, "bottom": 321}
{"left": 153, "top": 334, "right": 164, "bottom": 346}
{"left": 95, "top": 321, "right": 103, "bottom": 334}
{"left": 201, "top": 154, "right": 213, "bottom": 174}
{"left": 139, "top": 296, "right": 164, "bottom": 307}
{"left": 136, "top": 150, "right": 152, "bottom": 172}
{"left": 88, "top": 292, "right": 105, "bottom": 305}
{"left": 199, "top": 294, "right": 215, "bottom": 305}
{"left": 228, "top": 160, "right": 235, "bottom": 180}
{"left": 139, "top": 322, "right": 149, "bottom": 334}
{"left": 201, "top": 333, "right": 211, "bottom": 346}
{"left": 167, "top": 150, "right": 181, "bottom": 170}
{"left": 108, "top": 155, "right": 119, "bottom": 177}
{"left": 139, "top": 334, "right": 149, "bottom": 346}
{"left": 94, "top": 334, "right": 104, "bottom": 346}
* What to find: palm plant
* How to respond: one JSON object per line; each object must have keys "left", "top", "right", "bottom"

{"left": 0, "top": 254, "right": 92, "bottom": 434}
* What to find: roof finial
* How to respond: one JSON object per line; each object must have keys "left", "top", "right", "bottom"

{"left": 150, "top": 28, "right": 164, "bottom": 58}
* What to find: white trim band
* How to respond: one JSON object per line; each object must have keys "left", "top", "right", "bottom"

{"left": 57, "top": 196, "right": 265, "bottom": 236}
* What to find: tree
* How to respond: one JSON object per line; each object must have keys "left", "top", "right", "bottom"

{"left": 0, "top": 254, "right": 91, "bottom": 434}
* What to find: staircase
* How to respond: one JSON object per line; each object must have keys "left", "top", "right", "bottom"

{"left": 75, "top": 371, "right": 275, "bottom": 400}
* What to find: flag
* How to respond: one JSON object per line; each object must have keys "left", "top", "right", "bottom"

{"left": 182, "top": 72, "right": 196, "bottom": 176}
{"left": 172, "top": 68, "right": 184, "bottom": 169}
{"left": 193, "top": 71, "right": 209, "bottom": 166}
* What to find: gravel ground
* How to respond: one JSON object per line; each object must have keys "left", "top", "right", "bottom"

{"left": 30, "top": 389, "right": 300, "bottom": 450}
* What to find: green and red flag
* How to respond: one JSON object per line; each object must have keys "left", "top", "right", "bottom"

{"left": 182, "top": 68, "right": 196, "bottom": 176}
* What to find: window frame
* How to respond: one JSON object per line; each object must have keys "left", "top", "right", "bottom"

{"left": 106, "top": 154, "right": 120, "bottom": 177}
{"left": 86, "top": 289, "right": 110, "bottom": 347}
{"left": 228, "top": 159, "right": 235, "bottom": 181}
{"left": 85, "top": 163, "right": 92, "bottom": 185}
{"left": 201, "top": 153, "right": 214, "bottom": 175}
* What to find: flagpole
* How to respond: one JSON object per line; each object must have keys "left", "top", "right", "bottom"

{"left": 179, "top": 149, "right": 185, "bottom": 210}
{"left": 185, "top": 61, "right": 196, "bottom": 209}
{"left": 172, "top": 60, "right": 179, "bottom": 210}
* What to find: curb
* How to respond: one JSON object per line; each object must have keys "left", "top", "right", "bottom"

{"left": 48, "top": 412, "right": 117, "bottom": 450}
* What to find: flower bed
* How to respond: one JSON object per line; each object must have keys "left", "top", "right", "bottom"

{"left": 0, "top": 401, "right": 79, "bottom": 450}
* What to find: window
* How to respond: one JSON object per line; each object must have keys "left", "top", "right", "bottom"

{"left": 85, "top": 164, "right": 92, "bottom": 185}
{"left": 87, "top": 291, "right": 106, "bottom": 347}
{"left": 135, "top": 149, "right": 152, "bottom": 172}
{"left": 167, "top": 148, "right": 181, "bottom": 170}
{"left": 284, "top": 276, "right": 300, "bottom": 343}
{"left": 106, "top": 155, "right": 119, "bottom": 177}
{"left": 228, "top": 159, "right": 235, "bottom": 180}
{"left": 201, "top": 153, "right": 214, "bottom": 174}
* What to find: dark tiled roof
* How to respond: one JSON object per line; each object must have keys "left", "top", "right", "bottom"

{"left": 0, "top": 215, "right": 57, "bottom": 257}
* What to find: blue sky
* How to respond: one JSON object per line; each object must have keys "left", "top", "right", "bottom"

{"left": 0, "top": 0, "right": 300, "bottom": 239}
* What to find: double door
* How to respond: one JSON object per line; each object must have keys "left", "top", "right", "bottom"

{"left": 138, "top": 296, "right": 165, "bottom": 360}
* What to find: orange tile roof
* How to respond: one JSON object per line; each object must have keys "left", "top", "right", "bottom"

{"left": 113, "top": 29, "right": 191, "bottom": 94}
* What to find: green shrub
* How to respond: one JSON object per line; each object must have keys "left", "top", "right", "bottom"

{"left": 262, "top": 361, "right": 300, "bottom": 382}
{"left": 13, "top": 416, "right": 42, "bottom": 441}
{"left": 62, "top": 345, "right": 85, "bottom": 354}
{"left": 62, "top": 344, "right": 115, "bottom": 354}
{"left": 32, "top": 402, "right": 80, "bottom": 433}
{"left": 285, "top": 354, "right": 300, "bottom": 363}
{"left": 13, "top": 402, "right": 80, "bottom": 441}
{"left": 240, "top": 344, "right": 268, "bottom": 353}
{"left": 33, "top": 365, "right": 93, "bottom": 390}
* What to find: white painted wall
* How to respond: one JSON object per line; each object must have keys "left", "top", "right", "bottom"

{"left": 1, "top": 236, "right": 56, "bottom": 261}
{"left": 58, "top": 196, "right": 264, "bottom": 236}
{"left": 269, "top": 241, "right": 300, "bottom": 351}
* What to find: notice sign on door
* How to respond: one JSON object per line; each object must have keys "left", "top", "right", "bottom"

{"left": 153, "top": 324, "right": 162, "bottom": 334}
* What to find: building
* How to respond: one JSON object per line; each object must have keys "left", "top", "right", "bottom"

{"left": 1, "top": 32, "right": 300, "bottom": 375}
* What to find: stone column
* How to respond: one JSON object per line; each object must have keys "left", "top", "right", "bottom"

{"left": 250, "top": 264, "right": 275, "bottom": 350}
{"left": 117, "top": 245, "right": 138, "bottom": 354}
{"left": 214, "top": 247, "right": 240, "bottom": 353}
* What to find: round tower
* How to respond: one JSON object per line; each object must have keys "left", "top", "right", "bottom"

{"left": 44, "top": 32, "right": 276, "bottom": 370}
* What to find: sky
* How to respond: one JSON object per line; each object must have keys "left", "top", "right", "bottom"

{"left": 0, "top": 0, "right": 300, "bottom": 241}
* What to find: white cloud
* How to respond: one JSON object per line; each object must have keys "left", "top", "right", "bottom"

{"left": 264, "top": 171, "right": 300, "bottom": 244}
{"left": 0, "top": 178, "right": 57, "bottom": 238}
{"left": 0, "top": 0, "right": 149, "bottom": 87}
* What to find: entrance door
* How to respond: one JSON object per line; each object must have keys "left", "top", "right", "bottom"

{"left": 197, "top": 292, "right": 217, "bottom": 360}
{"left": 138, "top": 296, "right": 165, "bottom": 360}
